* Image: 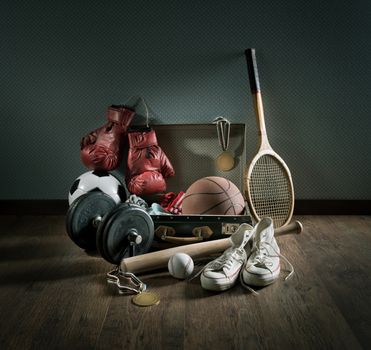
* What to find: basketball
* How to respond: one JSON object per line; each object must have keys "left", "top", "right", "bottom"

{"left": 182, "top": 176, "right": 245, "bottom": 215}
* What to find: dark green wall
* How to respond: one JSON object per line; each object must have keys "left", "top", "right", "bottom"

{"left": 1, "top": 0, "right": 370, "bottom": 200}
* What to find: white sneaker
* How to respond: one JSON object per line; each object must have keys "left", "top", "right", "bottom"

{"left": 241, "top": 217, "right": 292, "bottom": 287}
{"left": 200, "top": 223, "right": 254, "bottom": 291}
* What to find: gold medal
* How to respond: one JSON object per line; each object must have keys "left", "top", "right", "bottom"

{"left": 132, "top": 291, "right": 160, "bottom": 307}
{"left": 216, "top": 151, "right": 235, "bottom": 171}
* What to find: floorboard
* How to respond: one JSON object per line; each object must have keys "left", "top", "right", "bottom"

{"left": 0, "top": 215, "right": 370, "bottom": 350}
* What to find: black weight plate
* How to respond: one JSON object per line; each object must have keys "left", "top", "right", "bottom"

{"left": 100, "top": 203, "right": 154, "bottom": 264}
{"left": 99, "top": 206, "right": 128, "bottom": 263}
{"left": 96, "top": 204, "right": 123, "bottom": 262}
{"left": 99, "top": 203, "right": 154, "bottom": 264}
{"left": 65, "top": 192, "right": 116, "bottom": 250}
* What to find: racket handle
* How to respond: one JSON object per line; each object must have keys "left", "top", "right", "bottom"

{"left": 245, "top": 48, "right": 261, "bottom": 94}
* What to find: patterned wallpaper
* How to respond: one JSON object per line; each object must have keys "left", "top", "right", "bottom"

{"left": 1, "top": 0, "right": 370, "bottom": 199}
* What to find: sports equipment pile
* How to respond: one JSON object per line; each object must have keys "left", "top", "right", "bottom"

{"left": 66, "top": 50, "right": 302, "bottom": 304}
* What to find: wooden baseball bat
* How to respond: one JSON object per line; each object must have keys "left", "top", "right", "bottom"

{"left": 121, "top": 220, "right": 303, "bottom": 274}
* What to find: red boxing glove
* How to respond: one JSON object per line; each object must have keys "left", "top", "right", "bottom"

{"left": 80, "top": 105, "right": 135, "bottom": 171}
{"left": 126, "top": 129, "right": 175, "bottom": 196}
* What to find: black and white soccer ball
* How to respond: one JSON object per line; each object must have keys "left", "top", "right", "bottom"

{"left": 68, "top": 171, "right": 127, "bottom": 205}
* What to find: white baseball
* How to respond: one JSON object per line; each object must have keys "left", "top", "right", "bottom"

{"left": 168, "top": 253, "right": 194, "bottom": 279}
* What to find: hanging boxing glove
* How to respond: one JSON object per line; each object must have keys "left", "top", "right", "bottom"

{"left": 126, "top": 129, "right": 175, "bottom": 196}
{"left": 80, "top": 105, "right": 135, "bottom": 171}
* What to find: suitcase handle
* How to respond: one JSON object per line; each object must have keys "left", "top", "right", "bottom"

{"left": 154, "top": 225, "right": 214, "bottom": 244}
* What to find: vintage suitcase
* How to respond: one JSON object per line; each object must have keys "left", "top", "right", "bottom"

{"left": 152, "top": 214, "right": 251, "bottom": 248}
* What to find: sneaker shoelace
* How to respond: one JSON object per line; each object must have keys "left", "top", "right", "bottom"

{"left": 216, "top": 248, "right": 246, "bottom": 271}
{"left": 240, "top": 240, "right": 295, "bottom": 295}
{"left": 188, "top": 247, "right": 246, "bottom": 281}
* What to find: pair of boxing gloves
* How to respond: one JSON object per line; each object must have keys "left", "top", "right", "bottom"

{"left": 80, "top": 105, "right": 174, "bottom": 196}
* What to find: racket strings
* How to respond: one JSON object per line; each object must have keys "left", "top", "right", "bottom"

{"left": 249, "top": 155, "right": 292, "bottom": 227}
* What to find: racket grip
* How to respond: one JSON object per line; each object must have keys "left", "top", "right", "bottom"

{"left": 245, "top": 48, "right": 261, "bottom": 94}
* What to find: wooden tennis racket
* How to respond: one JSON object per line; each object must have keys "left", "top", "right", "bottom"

{"left": 244, "top": 48, "right": 294, "bottom": 228}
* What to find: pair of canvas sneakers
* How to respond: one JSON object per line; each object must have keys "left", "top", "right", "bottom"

{"left": 199, "top": 217, "right": 294, "bottom": 293}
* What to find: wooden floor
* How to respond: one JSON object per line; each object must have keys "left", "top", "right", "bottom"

{"left": 0, "top": 215, "right": 370, "bottom": 350}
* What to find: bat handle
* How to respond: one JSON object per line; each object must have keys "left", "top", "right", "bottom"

{"left": 275, "top": 220, "right": 303, "bottom": 236}
{"left": 245, "top": 48, "right": 261, "bottom": 94}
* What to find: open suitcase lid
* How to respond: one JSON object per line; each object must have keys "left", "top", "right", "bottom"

{"left": 151, "top": 123, "right": 247, "bottom": 193}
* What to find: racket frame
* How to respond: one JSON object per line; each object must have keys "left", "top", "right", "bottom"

{"left": 244, "top": 49, "right": 295, "bottom": 227}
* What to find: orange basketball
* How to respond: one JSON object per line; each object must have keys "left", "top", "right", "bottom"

{"left": 182, "top": 176, "right": 245, "bottom": 215}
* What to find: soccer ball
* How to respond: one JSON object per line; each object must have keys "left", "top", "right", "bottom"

{"left": 68, "top": 170, "right": 127, "bottom": 205}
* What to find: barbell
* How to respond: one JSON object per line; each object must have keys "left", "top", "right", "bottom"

{"left": 66, "top": 191, "right": 154, "bottom": 264}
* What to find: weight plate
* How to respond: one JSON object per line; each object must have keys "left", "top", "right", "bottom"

{"left": 66, "top": 192, "right": 116, "bottom": 250}
{"left": 98, "top": 203, "right": 154, "bottom": 264}
{"left": 100, "top": 203, "right": 154, "bottom": 264}
{"left": 96, "top": 204, "right": 123, "bottom": 262}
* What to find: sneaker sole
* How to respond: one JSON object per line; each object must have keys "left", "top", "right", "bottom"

{"left": 200, "top": 275, "right": 237, "bottom": 292}
{"left": 242, "top": 266, "right": 280, "bottom": 287}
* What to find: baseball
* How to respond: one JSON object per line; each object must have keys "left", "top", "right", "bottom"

{"left": 168, "top": 253, "right": 194, "bottom": 279}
